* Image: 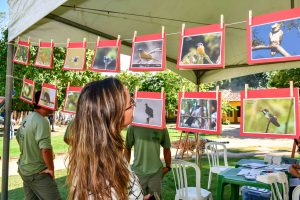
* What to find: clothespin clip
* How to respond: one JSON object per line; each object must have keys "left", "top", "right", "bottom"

{"left": 134, "top": 86, "right": 139, "bottom": 98}
{"left": 181, "top": 24, "right": 185, "bottom": 36}
{"left": 290, "top": 81, "right": 294, "bottom": 97}
{"left": 162, "top": 26, "right": 165, "bottom": 39}
{"left": 117, "top": 35, "right": 121, "bottom": 46}
{"left": 83, "top": 37, "right": 86, "bottom": 47}
{"left": 67, "top": 82, "right": 70, "bottom": 90}
{"left": 50, "top": 39, "right": 54, "bottom": 47}
{"left": 220, "top": 14, "right": 224, "bottom": 29}
{"left": 133, "top": 31, "right": 137, "bottom": 42}
{"left": 67, "top": 38, "right": 70, "bottom": 48}
{"left": 82, "top": 83, "right": 85, "bottom": 88}
{"left": 245, "top": 84, "right": 248, "bottom": 99}
{"left": 17, "top": 36, "right": 20, "bottom": 43}
{"left": 38, "top": 39, "right": 41, "bottom": 47}
{"left": 161, "top": 87, "right": 164, "bottom": 99}
{"left": 97, "top": 36, "right": 100, "bottom": 46}
{"left": 23, "top": 75, "right": 25, "bottom": 81}
{"left": 27, "top": 36, "right": 31, "bottom": 44}
{"left": 249, "top": 10, "right": 252, "bottom": 26}
{"left": 182, "top": 85, "right": 185, "bottom": 98}
{"left": 216, "top": 85, "right": 219, "bottom": 99}
{"left": 54, "top": 78, "right": 58, "bottom": 87}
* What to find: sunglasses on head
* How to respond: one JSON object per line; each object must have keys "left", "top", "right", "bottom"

{"left": 125, "top": 97, "right": 136, "bottom": 111}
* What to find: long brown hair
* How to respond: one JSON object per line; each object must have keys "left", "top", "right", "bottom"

{"left": 67, "top": 78, "right": 129, "bottom": 199}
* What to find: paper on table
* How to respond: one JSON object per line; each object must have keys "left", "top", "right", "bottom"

{"left": 241, "top": 163, "right": 267, "bottom": 169}
{"left": 289, "top": 178, "right": 300, "bottom": 187}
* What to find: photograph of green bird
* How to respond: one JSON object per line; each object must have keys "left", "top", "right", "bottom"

{"left": 64, "top": 91, "right": 81, "bottom": 113}
{"left": 92, "top": 46, "right": 118, "bottom": 70}
{"left": 20, "top": 80, "right": 35, "bottom": 103}
{"left": 14, "top": 45, "right": 30, "bottom": 65}
{"left": 131, "top": 39, "right": 163, "bottom": 68}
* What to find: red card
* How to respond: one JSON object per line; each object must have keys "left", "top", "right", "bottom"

{"left": 20, "top": 78, "right": 35, "bottom": 104}
{"left": 38, "top": 83, "right": 58, "bottom": 110}
{"left": 176, "top": 91, "right": 222, "bottom": 134}
{"left": 13, "top": 40, "right": 30, "bottom": 65}
{"left": 63, "top": 86, "right": 82, "bottom": 114}
{"left": 62, "top": 41, "right": 87, "bottom": 71}
{"left": 34, "top": 41, "right": 54, "bottom": 69}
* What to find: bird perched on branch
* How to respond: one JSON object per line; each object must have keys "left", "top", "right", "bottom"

{"left": 262, "top": 109, "right": 280, "bottom": 127}
{"left": 137, "top": 48, "right": 161, "bottom": 64}
{"left": 269, "top": 23, "right": 283, "bottom": 56}
{"left": 196, "top": 43, "right": 214, "bottom": 64}
{"left": 145, "top": 103, "right": 154, "bottom": 124}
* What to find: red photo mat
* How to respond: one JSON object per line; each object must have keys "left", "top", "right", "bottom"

{"left": 240, "top": 88, "right": 300, "bottom": 139}
{"left": 176, "top": 91, "right": 222, "bottom": 134}
{"left": 90, "top": 40, "right": 121, "bottom": 72}
{"left": 247, "top": 7, "right": 300, "bottom": 64}
{"left": 177, "top": 24, "right": 225, "bottom": 69}
{"left": 20, "top": 78, "right": 35, "bottom": 104}
{"left": 62, "top": 41, "right": 87, "bottom": 71}
{"left": 34, "top": 41, "right": 54, "bottom": 69}
{"left": 129, "top": 33, "right": 166, "bottom": 72}
{"left": 62, "top": 86, "right": 82, "bottom": 114}
{"left": 132, "top": 91, "right": 166, "bottom": 129}
{"left": 38, "top": 83, "right": 58, "bottom": 110}
{"left": 13, "top": 40, "right": 30, "bottom": 65}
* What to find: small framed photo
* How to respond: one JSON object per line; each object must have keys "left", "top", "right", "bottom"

{"left": 34, "top": 41, "right": 54, "bottom": 69}
{"left": 63, "top": 86, "right": 82, "bottom": 114}
{"left": 177, "top": 24, "right": 225, "bottom": 69}
{"left": 62, "top": 41, "right": 87, "bottom": 71}
{"left": 13, "top": 40, "right": 30, "bottom": 65}
{"left": 130, "top": 32, "right": 166, "bottom": 71}
{"left": 132, "top": 91, "right": 166, "bottom": 129}
{"left": 38, "top": 83, "right": 57, "bottom": 110}
{"left": 90, "top": 39, "right": 121, "bottom": 72}
{"left": 247, "top": 7, "right": 300, "bottom": 64}
{"left": 176, "top": 92, "right": 222, "bottom": 134}
{"left": 240, "top": 88, "right": 300, "bottom": 139}
{"left": 20, "top": 78, "right": 35, "bottom": 104}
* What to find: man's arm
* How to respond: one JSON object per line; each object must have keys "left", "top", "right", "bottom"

{"left": 289, "top": 164, "right": 300, "bottom": 178}
{"left": 41, "top": 148, "right": 55, "bottom": 178}
{"left": 124, "top": 148, "right": 131, "bottom": 163}
{"left": 162, "top": 148, "right": 171, "bottom": 176}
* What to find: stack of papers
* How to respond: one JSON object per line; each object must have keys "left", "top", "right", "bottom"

{"left": 237, "top": 168, "right": 262, "bottom": 180}
{"left": 240, "top": 163, "right": 267, "bottom": 169}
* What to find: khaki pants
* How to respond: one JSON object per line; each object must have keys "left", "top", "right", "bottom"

{"left": 19, "top": 172, "right": 61, "bottom": 200}
{"left": 137, "top": 169, "right": 163, "bottom": 198}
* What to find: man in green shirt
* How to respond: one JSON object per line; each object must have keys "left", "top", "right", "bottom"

{"left": 16, "top": 91, "right": 61, "bottom": 200}
{"left": 124, "top": 125, "right": 171, "bottom": 198}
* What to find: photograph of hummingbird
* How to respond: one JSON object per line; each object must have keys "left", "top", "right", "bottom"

{"left": 261, "top": 108, "right": 280, "bottom": 133}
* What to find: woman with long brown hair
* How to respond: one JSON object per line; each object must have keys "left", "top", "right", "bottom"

{"left": 67, "top": 78, "right": 143, "bottom": 199}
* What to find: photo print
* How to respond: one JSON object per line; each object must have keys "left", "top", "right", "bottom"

{"left": 13, "top": 40, "right": 30, "bottom": 65}
{"left": 38, "top": 83, "right": 57, "bottom": 110}
{"left": 63, "top": 41, "right": 87, "bottom": 71}
{"left": 248, "top": 7, "right": 300, "bottom": 64}
{"left": 177, "top": 24, "right": 225, "bottom": 69}
{"left": 130, "top": 33, "right": 166, "bottom": 71}
{"left": 63, "top": 86, "right": 82, "bottom": 114}
{"left": 132, "top": 92, "right": 166, "bottom": 129}
{"left": 91, "top": 39, "right": 121, "bottom": 72}
{"left": 240, "top": 88, "right": 300, "bottom": 139}
{"left": 34, "top": 41, "right": 54, "bottom": 68}
{"left": 20, "top": 78, "right": 35, "bottom": 104}
{"left": 176, "top": 92, "right": 222, "bottom": 134}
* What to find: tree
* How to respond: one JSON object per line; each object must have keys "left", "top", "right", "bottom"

{"left": 268, "top": 69, "right": 300, "bottom": 88}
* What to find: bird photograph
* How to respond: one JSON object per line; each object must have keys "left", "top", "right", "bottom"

{"left": 21, "top": 82, "right": 34, "bottom": 101}
{"left": 36, "top": 47, "right": 52, "bottom": 67}
{"left": 132, "top": 39, "right": 163, "bottom": 68}
{"left": 92, "top": 46, "right": 118, "bottom": 70}
{"left": 180, "top": 32, "right": 221, "bottom": 65}
{"left": 133, "top": 98, "right": 163, "bottom": 127}
{"left": 64, "top": 48, "right": 85, "bottom": 69}
{"left": 243, "top": 98, "right": 295, "bottom": 134}
{"left": 64, "top": 91, "right": 80, "bottom": 112}
{"left": 251, "top": 18, "right": 300, "bottom": 60}
{"left": 39, "top": 88, "right": 56, "bottom": 109}
{"left": 15, "top": 45, "right": 29, "bottom": 64}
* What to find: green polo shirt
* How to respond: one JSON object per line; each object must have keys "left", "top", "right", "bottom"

{"left": 125, "top": 126, "right": 171, "bottom": 176}
{"left": 16, "top": 112, "right": 52, "bottom": 176}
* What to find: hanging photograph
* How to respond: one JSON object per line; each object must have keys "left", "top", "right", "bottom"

{"left": 13, "top": 40, "right": 30, "bottom": 65}
{"left": 176, "top": 92, "right": 222, "bottom": 134}
{"left": 90, "top": 39, "right": 121, "bottom": 72}
{"left": 20, "top": 78, "right": 35, "bottom": 104}
{"left": 132, "top": 92, "right": 166, "bottom": 129}
{"left": 177, "top": 24, "right": 225, "bottom": 69}
{"left": 130, "top": 32, "right": 166, "bottom": 71}
{"left": 63, "top": 86, "right": 82, "bottom": 114}
{"left": 240, "top": 88, "right": 300, "bottom": 139}
{"left": 38, "top": 83, "right": 57, "bottom": 110}
{"left": 34, "top": 41, "right": 54, "bottom": 68}
{"left": 247, "top": 7, "right": 300, "bottom": 64}
{"left": 62, "top": 41, "right": 87, "bottom": 71}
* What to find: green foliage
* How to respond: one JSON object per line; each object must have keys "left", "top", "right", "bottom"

{"left": 268, "top": 69, "right": 300, "bottom": 88}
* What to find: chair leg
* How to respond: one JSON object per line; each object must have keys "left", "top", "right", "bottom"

{"left": 208, "top": 170, "right": 212, "bottom": 190}
{"left": 175, "top": 131, "right": 183, "bottom": 159}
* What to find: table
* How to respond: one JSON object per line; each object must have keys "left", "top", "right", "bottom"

{"left": 216, "top": 168, "right": 270, "bottom": 200}
{"left": 235, "top": 159, "right": 265, "bottom": 168}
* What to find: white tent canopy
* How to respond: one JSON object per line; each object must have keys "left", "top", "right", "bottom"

{"left": 8, "top": 0, "right": 300, "bottom": 83}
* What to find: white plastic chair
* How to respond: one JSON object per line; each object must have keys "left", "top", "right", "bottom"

{"left": 256, "top": 173, "right": 284, "bottom": 200}
{"left": 205, "top": 142, "right": 231, "bottom": 189}
{"left": 292, "top": 185, "right": 300, "bottom": 200}
{"left": 171, "top": 159, "right": 212, "bottom": 200}
{"left": 264, "top": 155, "right": 273, "bottom": 164}
{"left": 272, "top": 156, "right": 282, "bottom": 165}
{"left": 274, "top": 172, "right": 289, "bottom": 200}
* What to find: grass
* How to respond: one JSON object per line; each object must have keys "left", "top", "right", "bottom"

{"left": 3, "top": 157, "right": 251, "bottom": 200}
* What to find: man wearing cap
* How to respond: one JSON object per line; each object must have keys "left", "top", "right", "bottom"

{"left": 16, "top": 91, "right": 61, "bottom": 200}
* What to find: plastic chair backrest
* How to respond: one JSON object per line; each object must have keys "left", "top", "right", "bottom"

{"left": 272, "top": 156, "right": 282, "bottom": 165}
{"left": 274, "top": 172, "right": 288, "bottom": 200}
{"left": 292, "top": 185, "right": 300, "bottom": 200}
{"left": 171, "top": 159, "right": 202, "bottom": 199}
{"left": 256, "top": 173, "right": 283, "bottom": 200}
{"left": 264, "top": 155, "right": 273, "bottom": 164}
{"left": 205, "top": 142, "right": 228, "bottom": 168}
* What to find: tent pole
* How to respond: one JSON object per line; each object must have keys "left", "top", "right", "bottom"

{"left": 2, "top": 41, "right": 14, "bottom": 200}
